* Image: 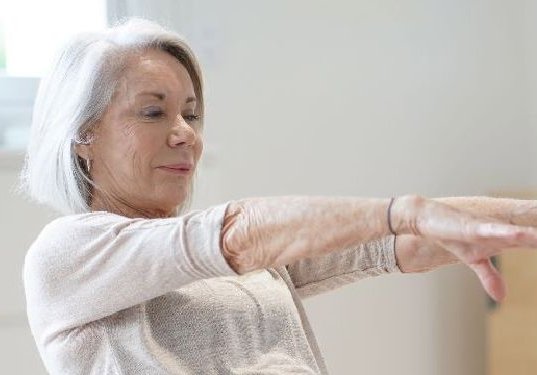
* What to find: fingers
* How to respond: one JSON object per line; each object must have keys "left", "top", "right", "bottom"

{"left": 433, "top": 240, "right": 507, "bottom": 302}
{"left": 468, "top": 258, "right": 507, "bottom": 303}
{"left": 472, "top": 222, "right": 537, "bottom": 249}
{"left": 419, "top": 198, "right": 537, "bottom": 248}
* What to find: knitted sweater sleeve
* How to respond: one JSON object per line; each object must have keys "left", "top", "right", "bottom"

{"left": 284, "top": 235, "right": 402, "bottom": 299}
{"left": 22, "top": 202, "right": 239, "bottom": 343}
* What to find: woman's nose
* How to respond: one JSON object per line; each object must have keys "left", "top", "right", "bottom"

{"left": 168, "top": 115, "right": 196, "bottom": 147}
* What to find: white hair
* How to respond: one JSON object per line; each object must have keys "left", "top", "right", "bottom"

{"left": 16, "top": 17, "right": 205, "bottom": 216}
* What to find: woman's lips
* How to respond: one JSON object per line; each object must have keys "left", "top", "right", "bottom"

{"left": 158, "top": 164, "right": 193, "bottom": 175}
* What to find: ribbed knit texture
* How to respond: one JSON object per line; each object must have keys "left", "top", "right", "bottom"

{"left": 22, "top": 201, "right": 401, "bottom": 374}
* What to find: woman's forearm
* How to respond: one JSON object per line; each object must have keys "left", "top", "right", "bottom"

{"left": 220, "top": 195, "right": 537, "bottom": 275}
{"left": 220, "top": 195, "right": 418, "bottom": 275}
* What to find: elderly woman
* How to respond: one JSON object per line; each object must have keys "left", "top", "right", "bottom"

{"left": 19, "top": 18, "right": 537, "bottom": 375}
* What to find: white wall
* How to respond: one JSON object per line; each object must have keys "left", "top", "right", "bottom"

{"left": 0, "top": 160, "right": 56, "bottom": 373}
{"left": 524, "top": 0, "right": 537, "bottom": 183}
{"left": 2, "top": 0, "right": 535, "bottom": 373}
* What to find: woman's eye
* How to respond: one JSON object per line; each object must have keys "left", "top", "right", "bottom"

{"left": 184, "top": 114, "right": 201, "bottom": 122}
{"left": 141, "top": 108, "right": 164, "bottom": 119}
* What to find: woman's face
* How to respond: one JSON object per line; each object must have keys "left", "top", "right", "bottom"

{"left": 79, "top": 49, "right": 203, "bottom": 218}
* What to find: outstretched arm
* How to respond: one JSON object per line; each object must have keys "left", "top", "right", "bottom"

{"left": 221, "top": 194, "right": 537, "bottom": 302}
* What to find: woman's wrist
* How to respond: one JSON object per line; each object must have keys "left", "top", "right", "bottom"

{"left": 389, "top": 194, "right": 426, "bottom": 236}
{"left": 393, "top": 234, "right": 417, "bottom": 273}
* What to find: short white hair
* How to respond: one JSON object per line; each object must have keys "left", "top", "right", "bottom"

{"left": 16, "top": 17, "right": 205, "bottom": 216}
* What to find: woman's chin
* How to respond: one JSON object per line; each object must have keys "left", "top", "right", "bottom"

{"left": 161, "top": 193, "right": 187, "bottom": 209}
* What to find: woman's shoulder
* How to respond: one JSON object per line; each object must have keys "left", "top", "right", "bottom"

{"left": 44, "top": 210, "right": 136, "bottom": 231}
{"left": 39, "top": 211, "right": 109, "bottom": 236}
{"left": 26, "top": 212, "right": 121, "bottom": 258}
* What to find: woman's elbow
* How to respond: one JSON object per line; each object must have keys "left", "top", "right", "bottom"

{"left": 221, "top": 200, "right": 265, "bottom": 274}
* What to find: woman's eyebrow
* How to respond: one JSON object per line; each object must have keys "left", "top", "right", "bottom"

{"left": 137, "top": 92, "right": 166, "bottom": 100}
{"left": 136, "top": 91, "right": 197, "bottom": 103}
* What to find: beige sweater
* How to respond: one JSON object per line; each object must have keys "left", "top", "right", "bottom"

{"left": 22, "top": 201, "right": 401, "bottom": 374}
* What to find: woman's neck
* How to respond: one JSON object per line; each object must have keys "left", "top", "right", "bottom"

{"left": 90, "top": 194, "right": 176, "bottom": 219}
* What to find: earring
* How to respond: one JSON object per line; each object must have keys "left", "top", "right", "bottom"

{"left": 85, "top": 158, "right": 92, "bottom": 173}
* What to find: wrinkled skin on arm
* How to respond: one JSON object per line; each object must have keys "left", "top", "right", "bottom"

{"left": 221, "top": 196, "right": 392, "bottom": 274}
{"left": 221, "top": 195, "right": 537, "bottom": 303}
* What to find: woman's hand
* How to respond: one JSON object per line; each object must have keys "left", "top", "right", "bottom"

{"left": 391, "top": 195, "right": 537, "bottom": 303}
{"left": 394, "top": 235, "right": 459, "bottom": 274}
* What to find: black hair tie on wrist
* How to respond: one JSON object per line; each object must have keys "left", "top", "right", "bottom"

{"left": 387, "top": 197, "right": 397, "bottom": 236}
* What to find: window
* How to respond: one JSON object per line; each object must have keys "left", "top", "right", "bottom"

{"left": 0, "top": 21, "right": 5, "bottom": 73}
{"left": 0, "top": 0, "right": 106, "bottom": 161}
{"left": 0, "top": 1, "right": 107, "bottom": 77}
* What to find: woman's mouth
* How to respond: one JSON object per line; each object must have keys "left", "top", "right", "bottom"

{"left": 157, "top": 164, "right": 193, "bottom": 175}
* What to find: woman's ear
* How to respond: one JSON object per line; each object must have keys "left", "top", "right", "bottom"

{"left": 75, "top": 143, "right": 92, "bottom": 160}
{"left": 75, "top": 139, "right": 93, "bottom": 160}
{"left": 74, "top": 127, "right": 97, "bottom": 160}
